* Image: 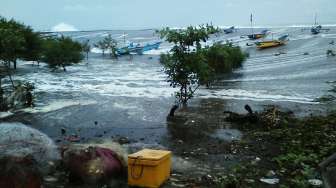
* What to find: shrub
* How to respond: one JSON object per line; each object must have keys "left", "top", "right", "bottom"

{"left": 41, "top": 36, "right": 83, "bottom": 71}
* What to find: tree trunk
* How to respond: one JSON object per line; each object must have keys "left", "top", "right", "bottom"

{"left": 7, "top": 70, "right": 15, "bottom": 88}
{"left": 86, "top": 52, "right": 89, "bottom": 61}
{"left": 14, "top": 60, "right": 17, "bottom": 69}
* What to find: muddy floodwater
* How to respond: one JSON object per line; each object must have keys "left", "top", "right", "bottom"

{"left": 1, "top": 27, "right": 336, "bottom": 186}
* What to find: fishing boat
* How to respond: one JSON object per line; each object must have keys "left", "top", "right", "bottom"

{"left": 132, "top": 41, "right": 162, "bottom": 55}
{"left": 248, "top": 30, "right": 269, "bottom": 40}
{"left": 255, "top": 34, "right": 289, "bottom": 49}
{"left": 248, "top": 14, "right": 268, "bottom": 40}
{"left": 117, "top": 41, "right": 162, "bottom": 55}
{"left": 224, "top": 26, "right": 235, "bottom": 34}
{"left": 311, "top": 14, "right": 322, "bottom": 35}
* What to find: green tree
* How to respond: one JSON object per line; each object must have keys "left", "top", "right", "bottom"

{"left": 94, "top": 40, "right": 108, "bottom": 56}
{"left": 0, "top": 17, "right": 43, "bottom": 69}
{"left": 41, "top": 36, "right": 83, "bottom": 71}
{"left": 204, "top": 43, "right": 246, "bottom": 74}
{"left": 0, "top": 17, "right": 26, "bottom": 70}
{"left": 95, "top": 34, "right": 118, "bottom": 58}
{"left": 21, "top": 27, "right": 43, "bottom": 65}
{"left": 159, "top": 25, "right": 218, "bottom": 105}
{"left": 159, "top": 25, "right": 246, "bottom": 106}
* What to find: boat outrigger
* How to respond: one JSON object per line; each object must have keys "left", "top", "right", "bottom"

{"left": 255, "top": 34, "right": 289, "bottom": 49}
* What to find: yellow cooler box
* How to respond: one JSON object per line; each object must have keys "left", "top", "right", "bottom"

{"left": 128, "top": 149, "right": 171, "bottom": 188}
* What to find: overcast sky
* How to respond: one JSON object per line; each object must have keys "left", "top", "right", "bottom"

{"left": 1, "top": 0, "right": 335, "bottom": 31}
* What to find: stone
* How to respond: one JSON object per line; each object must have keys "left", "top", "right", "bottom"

{"left": 61, "top": 128, "right": 66, "bottom": 135}
{"left": 115, "top": 136, "right": 130, "bottom": 145}
{"left": 266, "top": 170, "right": 276, "bottom": 177}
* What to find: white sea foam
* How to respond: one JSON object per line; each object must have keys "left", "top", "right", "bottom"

{"left": 143, "top": 47, "right": 171, "bottom": 55}
{"left": 0, "top": 112, "right": 13, "bottom": 119}
{"left": 197, "top": 89, "right": 315, "bottom": 104}
{"left": 22, "top": 100, "right": 97, "bottom": 113}
{"left": 321, "top": 34, "right": 336, "bottom": 39}
{"left": 91, "top": 47, "right": 103, "bottom": 53}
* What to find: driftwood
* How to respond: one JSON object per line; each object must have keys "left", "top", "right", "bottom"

{"left": 168, "top": 105, "right": 179, "bottom": 117}
{"left": 224, "top": 104, "right": 258, "bottom": 124}
{"left": 224, "top": 105, "right": 293, "bottom": 128}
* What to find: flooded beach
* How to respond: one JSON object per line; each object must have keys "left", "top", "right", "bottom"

{"left": 1, "top": 25, "right": 336, "bottom": 187}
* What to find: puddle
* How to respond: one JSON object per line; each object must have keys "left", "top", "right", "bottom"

{"left": 211, "top": 129, "right": 242, "bottom": 141}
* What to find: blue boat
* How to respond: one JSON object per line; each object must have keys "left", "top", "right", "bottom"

{"left": 116, "top": 41, "right": 162, "bottom": 56}
{"left": 134, "top": 41, "right": 162, "bottom": 55}
{"left": 248, "top": 30, "right": 269, "bottom": 40}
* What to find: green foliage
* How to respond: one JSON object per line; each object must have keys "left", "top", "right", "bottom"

{"left": 21, "top": 26, "right": 43, "bottom": 62}
{"left": 94, "top": 34, "right": 118, "bottom": 57}
{"left": 0, "top": 17, "right": 26, "bottom": 67}
{"left": 41, "top": 36, "right": 83, "bottom": 71}
{"left": 203, "top": 43, "right": 246, "bottom": 74}
{"left": 0, "top": 16, "right": 44, "bottom": 69}
{"left": 159, "top": 25, "right": 218, "bottom": 105}
{"left": 159, "top": 25, "right": 246, "bottom": 105}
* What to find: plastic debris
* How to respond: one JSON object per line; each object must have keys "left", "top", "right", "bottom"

{"left": 260, "top": 178, "right": 279, "bottom": 185}
{"left": 308, "top": 179, "right": 323, "bottom": 186}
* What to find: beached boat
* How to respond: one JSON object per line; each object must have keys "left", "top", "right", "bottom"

{"left": 248, "top": 14, "right": 268, "bottom": 40}
{"left": 248, "top": 30, "right": 268, "bottom": 40}
{"left": 311, "top": 25, "right": 322, "bottom": 35}
{"left": 134, "top": 41, "right": 162, "bottom": 55}
{"left": 255, "top": 34, "right": 289, "bottom": 49}
{"left": 224, "top": 26, "right": 235, "bottom": 34}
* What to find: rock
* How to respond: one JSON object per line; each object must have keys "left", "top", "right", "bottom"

{"left": 62, "top": 145, "right": 126, "bottom": 184}
{"left": 260, "top": 178, "right": 279, "bottom": 185}
{"left": 61, "top": 128, "right": 66, "bottom": 135}
{"left": 308, "top": 179, "right": 323, "bottom": 186}
{"left": 115, "top": 136, "right": 130, "bottom": 145}
{"left": 266, "top": 170, "right": 276, "bottom": 177}
{"left": 303, "top": 52, "right": 310, "bottom": 55}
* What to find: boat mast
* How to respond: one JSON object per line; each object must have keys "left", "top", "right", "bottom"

{"left": 250, "top": 13, "right": 254, "bottom": 35}
{"left": 123, "top": 32, "right": 126, "bottom": 46}
{"left": 314, "top": 13, "right": 318, "bottom": 26}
